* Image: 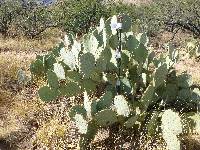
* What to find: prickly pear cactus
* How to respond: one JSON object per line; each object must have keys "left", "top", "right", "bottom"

{"left": 30, "top": 14, "right": 199, "bottom": 148}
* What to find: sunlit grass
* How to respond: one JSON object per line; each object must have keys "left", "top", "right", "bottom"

{"left": 34, "top": 117, "right": 69, "bottom": 148}
{"left": 0, "top": 28, "right": 61, "bottom": 52}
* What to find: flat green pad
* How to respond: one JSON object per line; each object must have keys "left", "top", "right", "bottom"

{"left": 38, "top": 86, "right": 58, "bottom": 102}
{"left": 94, "top": 109, "right": 118, "bottom": 127}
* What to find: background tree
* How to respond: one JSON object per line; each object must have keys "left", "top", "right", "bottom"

{"left": 0, "top": 0, "right": 22, "bottom": 37}
{"left": 15, "top": 0, "right": 59, "bottom": 38}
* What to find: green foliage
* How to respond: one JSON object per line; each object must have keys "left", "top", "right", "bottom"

{"left": 59, "top": 82, "right": 81, "bottom": 97}
{"left": 79, "top": 53, "right": 95, "bottom": 78}
{"left": 94, "top": 109, "right": 118, "bottom": 127}
{"left": 30, "top": 15, "right": 200, "bottom": 148}
{"left": 47, "top": 70, "right": 59, "bottom": 89}
{"left": 38, "top": 86, "right": 59, "bottom": 102}
{"left": 153, "top": 64, "right": 168, "bottom": 88}
{"left": 111, "top": 0, "right": 200, "bottom": 36}
{"left": 0, "top": 0, "right": 22, "bottom": 36}
{"left": 96, "top": 91, "right": 113, "bottom": 111}
{"left": 1, "top": 0, "right": 200, "bottom": 39}
{"left": 0, "top": 0, "right": 59, "bottom": 38}
{"left": 16, "top": 1, "right": 59, "bottom": 38}
{"left": 146, "top": 0, "right": 200, "bottom": 36}
{"left": 59, "top": 0, "right": 111, "bottom": 35}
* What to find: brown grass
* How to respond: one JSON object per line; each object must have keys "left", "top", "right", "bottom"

{"left": 0, "top": 29, "right": 65, "bottom": 149}
{"left": 0, "top": 28, "right": 61, "bottom": 52}
{"left": 0, "top": 51, "right": 35, "bottom": 81}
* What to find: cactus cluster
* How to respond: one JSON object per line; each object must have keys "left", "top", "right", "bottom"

{"left": 30, "top": 15, "right": 200, "bottom": 148}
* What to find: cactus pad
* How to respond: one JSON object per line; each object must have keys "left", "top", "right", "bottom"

{"left": 79, "top": 53, "right": 95, "bottom": 78}
{"left": 38, "top": 86, "right": 58, "bottom": 102}
{"left": 94, "top": 109, "right": 118, "bottom": 127}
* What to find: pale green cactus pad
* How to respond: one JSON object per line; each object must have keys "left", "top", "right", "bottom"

{"left": 96, "top": 91, "right": 113, "bottom": 111}
{"left": 79, "top": 52, "right": 95, "bottom": 78}
{"left": 94, "top": 109, "right": 118, "bottom": 127}
{"left": 38, "top": 86, "right": 59, "bottom": 102}
{"left": 30, "top": 58, "right": 45, "bottom": 76}
{"left": 153, "top": 63, "right": 168, "bottom": 88}
{"left": 59, "top": 82, "right": 81, "bottom": 97}
{"left": 124, "top": 115, "right": 139, "bottom": 128}
{"left": 141, "top": 84, "right": 155, "bottom": 110}
{"left": 47, "top": 70, "right": 59, "bottom": 89}
{"left": 69, "top": 105, "right": 87, "bottom": 120}
{"left": 29, "top": 14, "right": 199, "bottom": 149}
{"left": 177, "top": 73, "right": 193, "bottom": 88}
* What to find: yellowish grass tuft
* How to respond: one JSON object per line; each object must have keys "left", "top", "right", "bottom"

{"left": 0, "top": 91, "right": 42, "bottom": 139}
{"left": 34, "top": 117, "right": 69, "bottom": 148}
{"left": 0, "top": 51, "right": 35, "bottom": 82}
{"left": 115, "top": 0, "right": 152, "bottom": 5}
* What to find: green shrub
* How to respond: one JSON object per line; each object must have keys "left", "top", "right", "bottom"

{"left": 58, "top": 0, "right": 112, "bottom": 35}
{"left": 15, "top": 1, "right": 59, "bottom": 38}
{"left": 0, "top": 0, "right": 22, "bottom": 37}
{"left": 111, "top": 0, "right": 200, "bottom": 36}
{"left": 141, "top": 0, "right": 200, "bottom": 36}
{"left": 1, "top": 0, "right": 200, "bottom": 39}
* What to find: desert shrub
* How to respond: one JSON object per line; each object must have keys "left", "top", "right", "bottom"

{"left": 0, "top": 0, "right": 113, "bottom": 38}
{"left": 58, "top": 0, "right": 112, "bottom": 36}
{"left": 154, "top": 0, "right": 200, "bottom": 36}
{"left": 111, "top": 0, "right": 200, "bottom": 37}
{"left": 15, "top": 0, "right": 59, "bottom": 38}
{"left": 0, "top": 0, "right": 22, "bottom": 37}
{"left": 0, "top": 0, "right": 60, "bottom": 38}
{"left": 141, "top": 0, "right": 200, "bottom": 36}
{"left": 1, "top": 0, "right": 200, "bottom": 39}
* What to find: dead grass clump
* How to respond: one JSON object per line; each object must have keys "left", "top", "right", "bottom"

{"left": 0, "top": 89, "right": 13, "bottom": 107}
{"left": 0, "top": 51, "right": 35, "bottom": 83}
{"left": 34, "top": 117, "right": 69, "bottom": 149}
{"left": 181, "top": 135, "right": 200, "bottom": 150}
{"left": 0, "top": 89, "right": 44, "bottom": 149}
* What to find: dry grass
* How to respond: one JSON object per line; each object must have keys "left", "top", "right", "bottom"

{"left": 0, "top": 28, "right": 61, "bottom": 82}
{"left": 0, "top": 87, "right": 41, "bottom": 136}
{"left": 0, "top": 28, "right": 61, "bottom": 53}
{"left": 35, "top": 117, "right": 69, "bottom": 148}
{"left": 0, "top": 30, "right": 67, "bottom": 149}
{"left": 0, "top": 51, "right": 35, "bottom": 81}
